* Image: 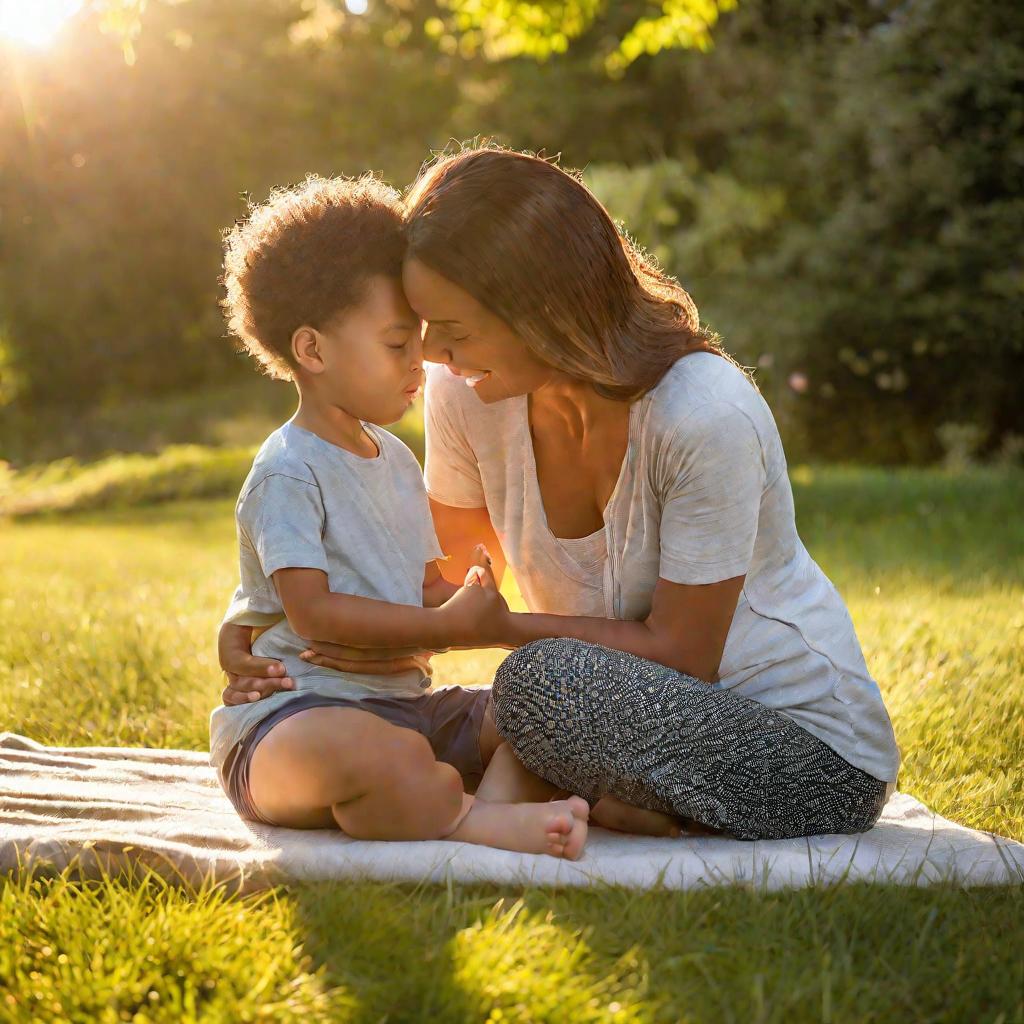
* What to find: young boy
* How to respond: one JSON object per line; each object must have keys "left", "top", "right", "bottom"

{"left": 209, "top": 174, "right": 588, "bottom": 859}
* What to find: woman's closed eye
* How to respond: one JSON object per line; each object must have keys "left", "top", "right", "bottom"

{"left": 431, "top": 322, "right": 470, "bottom": 343}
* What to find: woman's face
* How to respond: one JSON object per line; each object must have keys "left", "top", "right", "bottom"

{"left": 402, "top": 257, "right": 557, "bottom": 404}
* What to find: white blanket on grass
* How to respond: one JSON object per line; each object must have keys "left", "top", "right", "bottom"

{"left": 2, "top": 733, "right": 1022, "bottom": 893}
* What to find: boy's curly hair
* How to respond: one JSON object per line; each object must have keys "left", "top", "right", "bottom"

{"left": 222, "top": 174, "right": 405, "bottom": 381}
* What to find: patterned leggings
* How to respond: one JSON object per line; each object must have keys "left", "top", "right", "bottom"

{"left": 491, "top": 638, "right": 888, "bottom": 840}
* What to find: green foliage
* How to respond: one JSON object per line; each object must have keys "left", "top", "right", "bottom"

{"left": 94, "top": 0, "right": 737, "bottom": 68}
{"left": 435, "top": 0, "right": 605, "bottom": 60}
{"left": 434, "top": 0, "right": 736, "bottom": 69}
{"left": 582, "top": 0, "right": 1024, "bottom": 461}
{"left": 609, "top": 0, "right": 737, "bottom": 73}
{"left": 1, "top": 0, "right": 1021, "bottom": 464}
{"left": 0, "top": 0, "right": 458, "bottom": 413}
{"left": 95, "top": 0, "right": 147, "bottom": 64}
{"left": 759, "top": 0, "right": 1024, "bottom": 462}
{"left": 0, "top": 376, "right": 295, "bottom": 466}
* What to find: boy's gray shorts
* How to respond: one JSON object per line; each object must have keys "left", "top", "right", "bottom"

{"left": 221, "top": 685, "right": 492, "bottom": 824}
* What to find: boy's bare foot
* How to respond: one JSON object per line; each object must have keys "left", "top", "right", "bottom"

{"left": 591, "top": 794, "right": 684, "bottom": 838}
{"left": 448, "top": 795, "right": 590, "bottom": 860}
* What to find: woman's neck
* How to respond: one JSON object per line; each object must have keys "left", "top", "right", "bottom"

{"left": 528, "top": 375, "right": 630, "bottom": 440}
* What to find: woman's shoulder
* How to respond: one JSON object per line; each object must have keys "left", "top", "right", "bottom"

{"left": 644, "top": 352, "right": 769, "bottom": 442}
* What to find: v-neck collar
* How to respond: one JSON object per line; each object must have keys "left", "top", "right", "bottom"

{"left": 516, "top": 391, "right": 643, "bottom": 548}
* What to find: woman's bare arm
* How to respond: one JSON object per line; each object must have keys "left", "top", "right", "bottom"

{"left": 429, "top": 498, "right": 507, "bottom": 588}
{"left": 504, "top": 575, "right": 745, "bottom": 683}
{"left": 422, "top": 557, "right": 460, "bottom": 608}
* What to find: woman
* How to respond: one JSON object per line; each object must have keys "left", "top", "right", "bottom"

{"left": 223, "top": 146, "right": 900, "bottom": 840}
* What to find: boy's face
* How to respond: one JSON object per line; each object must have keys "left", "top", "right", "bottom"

{"left": 303, "top": 275, "right": 425, "bottom": 425}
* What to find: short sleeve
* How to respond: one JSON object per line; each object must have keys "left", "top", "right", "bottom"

{"left": 237, "top": 473, "right": 329, "bottom": 577}
{"left": 423, "top": 367, "right": 486, "bottom": 508}
{"left": 419, "top": 511, "right": 446, "bottom": 563}
{"left": 221, "top": 582, "right": 283, "bottom": 628}
{"left": 658, "top": 402, "right": 766, "bottom": 585}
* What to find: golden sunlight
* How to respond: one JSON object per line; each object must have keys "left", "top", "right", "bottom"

{"left": 0, "top": 0, "right": 82, "bottom": 48}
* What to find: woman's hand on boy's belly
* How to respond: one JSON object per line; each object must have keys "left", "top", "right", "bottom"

{"left": 298, "top": 640, "right": 436, "bottom": 676}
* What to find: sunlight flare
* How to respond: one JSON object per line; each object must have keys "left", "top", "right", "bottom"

{"left": 0, "top": 0, "right": 82, "bottom": 48}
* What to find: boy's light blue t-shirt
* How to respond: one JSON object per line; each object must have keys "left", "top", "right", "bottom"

{"left": 209, "top": 420, "right": 444, "bottom": 771}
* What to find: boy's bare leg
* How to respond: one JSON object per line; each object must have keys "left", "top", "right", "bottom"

{"left": 478, "top": 740, "right": 683, "bottom": 837}
{"left": 447, "top": 794, "right": 588, "bottom": 859}
{"left": 476, "top": 738, "right": 560, "bottom": 802}
{"left": 476, "top": 694, "right": 503, "bottom": 766}
{"left": 247, "top": 706, "right": 588, "bottom": 857}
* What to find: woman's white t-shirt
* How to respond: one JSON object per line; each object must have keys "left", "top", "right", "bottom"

{"left": 423, "top": 354, "right": 901, "bottom": 787}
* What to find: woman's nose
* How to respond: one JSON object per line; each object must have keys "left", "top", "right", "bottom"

{"left": 410, "top": 330, "right": 425, "bottom": 369}
{"left": 421, "top": 323, "right": 448, "bottom": 363}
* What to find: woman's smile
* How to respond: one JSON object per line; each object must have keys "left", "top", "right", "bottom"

{"left": 445, "top": 364, "right": 493, "bottom": 389}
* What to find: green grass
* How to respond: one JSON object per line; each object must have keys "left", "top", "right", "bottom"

{"left": 1, "top": 465, "right": 1022, "bottom": 1022}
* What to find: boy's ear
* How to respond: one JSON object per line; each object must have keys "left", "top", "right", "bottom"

{"left": 291, "top": 326, "right": 323, "bottom": 373}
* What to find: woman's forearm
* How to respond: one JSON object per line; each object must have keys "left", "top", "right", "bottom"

{"left": 505, "top": 612, "right": 717, "bottom": 681}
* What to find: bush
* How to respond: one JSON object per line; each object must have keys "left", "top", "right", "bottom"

{"left": 586, "top": 0, "right": 1024, "bottom": 463}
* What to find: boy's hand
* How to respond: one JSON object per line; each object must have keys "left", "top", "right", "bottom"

{"left": 221, "top": 659, "right": 296, "bottom": 706}
{"left": 439, "top": 544, "right": 512, "bottom": 646}
{"left": 218, "top": 622, "right": 294, "bottom": 706}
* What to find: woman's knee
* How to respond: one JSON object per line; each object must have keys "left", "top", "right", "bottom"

{"left": 493, "top": 637, "right": 592, "bottom": 706}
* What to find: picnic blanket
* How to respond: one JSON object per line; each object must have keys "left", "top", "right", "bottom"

{"left": 2, "top": 732, "right": 1022, "bottom": 893}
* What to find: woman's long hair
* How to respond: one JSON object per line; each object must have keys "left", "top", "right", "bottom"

{"left": 404, "top": 145, "right": 738, "bottom": 402}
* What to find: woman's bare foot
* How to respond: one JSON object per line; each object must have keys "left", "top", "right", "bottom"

{"left": 680, "top": 818, "right": 723, "bottom": 836}
{"left": 448, "top": 796, "right": 589, "bottom": 860}
{"left": 591, "top": 794, "right": 684, "bottom": 837}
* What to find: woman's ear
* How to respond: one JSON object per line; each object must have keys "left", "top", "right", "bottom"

{"left": 291, "top": 326, "right": 323, "bottom": 373}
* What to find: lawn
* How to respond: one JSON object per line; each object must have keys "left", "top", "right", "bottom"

{"left": 1, "top": 465, "right": 1022, "bottom": 1022}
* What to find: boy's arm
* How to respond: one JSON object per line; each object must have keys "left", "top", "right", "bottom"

{"left": 218, "top": 622, "right": 295, "bottom": 705}
{"left": 274, "top": 565, "right": 507, "bottom": 650}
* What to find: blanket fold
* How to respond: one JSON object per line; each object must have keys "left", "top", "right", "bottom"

{"left": 2, "top": 733, "right": 1022, "bottom": 892}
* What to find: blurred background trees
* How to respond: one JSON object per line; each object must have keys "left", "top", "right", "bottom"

{"left": 1, "top": 0, "right": 1021, "bottom": 465}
